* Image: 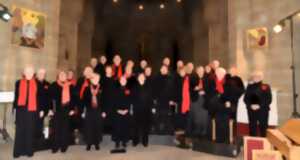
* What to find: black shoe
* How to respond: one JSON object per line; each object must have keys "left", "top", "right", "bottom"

{"left": 143, "top": 143, "right": 148, "bottom": 147}
{"left": 115, "top": 142, "right": 120, "bottom": 149}
{"left": 52, "top": 149, "right": 58, "bottom": 154}
{"left": 86, "top": 145, "right": 91, "bottom": 151}
{"left": 13, "top": 154, "right": 20, "bottom": 158}
{"left": 61, "top": 148, "right": 67, "bottom": 153}
{"left": 27, "top": 153, "right": 34, "bottom": 157}
{"left": 122, "top": 142, "right": 127, "bottom": 148}
{"left": 95, "top": 145, "right": 100, "bottom": 151}
{"left": 132, "top": 142, "right": 138, "bottom": 147}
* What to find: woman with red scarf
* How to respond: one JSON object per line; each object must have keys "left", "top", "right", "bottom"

{"left": 206, "top": 67, "right": 235, "bottom": 143}
{"left": 112, "top": 55, "right": 123, "bottom": 80}
{"left": 13, "top": 66, "right": 42, "bottom": 158}
{"left": 74, "top": 66, "right": 93, "bottom": 135}
{"left": 82, "top": 74, "right": 105, "bottom": 151}
{"left": 49, "top": 71, "right": 75, "bottom": 153}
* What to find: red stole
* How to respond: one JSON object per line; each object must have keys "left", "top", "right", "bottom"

{"left": 79, "top": 79, "right": 89, "bottom": 99}
{"left": 90, "top": 85, "right": 100, "bottom": 108}
{"left": 198, "top": 79, "right": 204, "bottom": 90}
{"left": 57, "top": 80, "right": 71, "bottom": 105}
{"left": 69, "top": 79, "right": 77, "bottom": 86}
{"left": 181, "top": 76, "right": 191, "bottom": 114}
{"left": 113, "top": 65, "right": 123, "bottom": 79}
{"left": 17, "top": 79, "right": 37, "bottom": 111}
{"left": 215, "top": 78, "right": 225, "bottom": 94}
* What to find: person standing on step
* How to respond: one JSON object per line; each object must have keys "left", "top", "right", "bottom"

{"left": 82, "top": 73, "right": 105, "bottom": 151}
{"left": 112, "top": 76, "right": 131, "bottom": 149}
{"left": 244, "top": 71, "right": 272, "bottom": 137}
{"left": 49, "top": 71, "right": 75, "bottom": 153}
{"left": 13, "top": 66, "right": 42, "bottom": 158}
{"left": 132, "top": 73, "right": 152, "bottom": 147}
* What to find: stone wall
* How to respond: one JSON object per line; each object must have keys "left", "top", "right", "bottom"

{"left": 228, "top": 0, "right": 300, "bottom": 124}
{"left": 0, "top": 0, "right": 60, "bottom": 90}
{"left": 0, "top": 0, "right": 60, "bottom": 138}
{"left": 92, "top": 1, "right": 201, "bottom": 71}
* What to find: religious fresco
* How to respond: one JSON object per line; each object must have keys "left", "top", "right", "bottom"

{"left": 11, "top": 5, "right": 46, "bottom": 49}
{"left": 246, "top": 27, "right": 268, "bottom": 49}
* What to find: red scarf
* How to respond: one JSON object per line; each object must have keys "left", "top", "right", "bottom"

{"left": 198, "top": 79, "right": 204, "bottom": 90}
{"left": 79, "top": 79, "right": 89, "bottom": 99}
{"left": 113, "top": 65, "right": 123, "bottom": 79}
{"left": 17, "top": 79, "right": 37, "bottom": 111}
{"left": 57, "top": 80, "right": 71, "bottom": 105}
{"left": 181, "top": 76, "right": 191, "bottom": 114}
{"left": 68, "top": 79, "right": 77, "bottom": 86}
{"left": 90, "top": 85, "right": 100, "bottom": 108}
{"left": 215, "top": 78, "right": 225, "bottom": 94}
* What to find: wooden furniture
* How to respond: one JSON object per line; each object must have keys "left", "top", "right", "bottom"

{"left": 267, "top": 119, "right": 300, "bottom": 160}
{"left": 252, "top": 150, "right": 282, "bottom": 160}
{"left": 243, "top": 136, "right": 272, "bottom": 160}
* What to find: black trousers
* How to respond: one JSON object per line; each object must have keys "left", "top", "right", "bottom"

{"left": 112, "top": 115, "right": 130, "bottom": 145}
{"left": 215, "top": 113, "right": 230, "bottom": 143}
{"left": 247, "top": 109, "right": 269, "bottom": 137}
{"left": 51, "top": 110, "right": 71, "bottom": 152}
{"left": 153, "top": 101, "right": 174, "bottom": 135}
{"left": 13, "top": 108, "right": 36, "bottom": 158}
{"left": 84, "top": 111, "right": 103, "bottom": 146}
{"left": 35, "top": 116, "right": 44, "bottom": 140}
{"left": 132, "top": 112, "right": 150, "bottom": 145}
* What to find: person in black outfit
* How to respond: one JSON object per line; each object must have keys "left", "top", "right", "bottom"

{"left": 95, "top": 55, "right": 107, "bottom": 81}
{"left": 244, "top": 71, "right": 272, "bottom": 137}
{"left": 13, "top": 66, "right": 43, "bottom": 158}
{"left": 186, "top": 66, "right": 208, "bottom": 138}
{"left": 171, "top": 67, "right": 185, "bottom": 131}
{"left": 112, "top": 76, "right": 131, "bottom": 149}
{"left": 204, "top": 67, "right": 237, "bottom": 143}
{"left": 136, "top": 59, "right": 148, "bottom": 74}
{"left": 132, "top": 73, "right": 152, "bottom": 147}
{"left": 49, "top": 71, "right": 75, "bottom": 153}
{"left": 82, "top": 74, "right": 105, "bottom": 151}
{"left": 153, "top": 65, "right": 174, "bottom": 134}
{"left": 74, "top": 66, "right": 93, "bottom": 135}
{"left": 112, "top": 55, "right": 124, "bottom": 80}
{"left": 35, "top": 68, "right": 51, "bottom": 146}
{"left": 225, "top": 67, "right": 245, "bottom": 119}
{"left": 102, "top": 66, "right": 117, "bottom": 133}
{"left": 90, "top": 57, "right": 98, "bottom": 73}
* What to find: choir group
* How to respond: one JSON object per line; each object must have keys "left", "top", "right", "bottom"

{"left": 12, "top": 55, "right": 272, "bottom": 158}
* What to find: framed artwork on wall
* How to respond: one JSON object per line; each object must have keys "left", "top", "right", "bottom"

{"left": 246, "top": 27, "right": 268, "bottom": 49}
{"left": 11, "top": 5, "right": 46, "bottom": 49}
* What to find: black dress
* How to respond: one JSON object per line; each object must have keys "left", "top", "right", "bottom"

{"left": 204, "top": 77, "right": 238, "bottom": 143}
{"left": 244, "top": 81, "right": 272, "bottom": 137}
{"left": 225, "top": 74, "right": 245, "bottom": 119}
{"left": 82, "top": 85, "right": 104, "bottom": 147}
{"left": 49, "top": 82, "right": 75, "bottom": 153}
{"left": 186, "top": 75, "right": 208, "bottom": 137}
{"left": 35, "top": 80, "right": 51, "bottom": 146}
{"left": 112, "top": 85, "right": 131, "bottom": 146}
{"left": 102, "top": 76, "right": 117, "bottom": 133}
{"left": 13, "top": 79, "right": 42, "bottom": 158}
{"left": 153, "top": 74, "right": 174, "bottom": 134}
{"left": 132, "top": 83, "right": 152, "bottom": 146}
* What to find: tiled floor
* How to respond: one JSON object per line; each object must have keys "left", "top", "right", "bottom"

{"left": 0, "top": 142, "right": 243, "bottom": 160}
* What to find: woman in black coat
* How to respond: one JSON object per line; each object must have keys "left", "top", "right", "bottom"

{"left": 112, "top": 76, "right": 131, "bottom": 149}
{"left": 49, "top": 71, "right": 75, "bottom": 153}
{"left": 132, "top": 73, "right": 153, "bottom": 147}
{"left": 82, "top": 74, "right": 105, "bottom": 151}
